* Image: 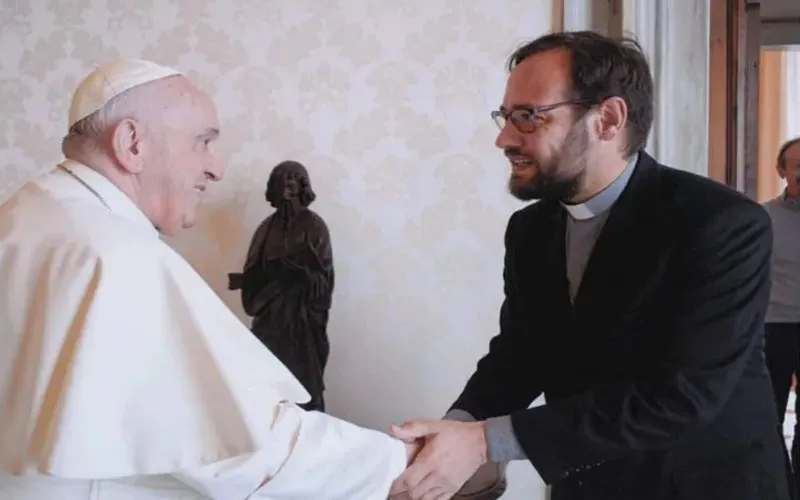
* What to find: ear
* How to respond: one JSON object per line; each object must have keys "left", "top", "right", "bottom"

{"left": 777, "top": 160, "right": 787, "bottom": 179}
{"left": 595, "top": 96, "right": 628, "bottom": 142}
{"left": 110, "top": 118, "right": 145, "bottom": 174}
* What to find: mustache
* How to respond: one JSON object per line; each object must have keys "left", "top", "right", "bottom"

{"left": 504, "top": 147, "right": 523, "bottom": 157}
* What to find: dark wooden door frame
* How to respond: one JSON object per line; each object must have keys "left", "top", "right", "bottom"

{"left": 708, "top": 0, "right": 760, "bottom": 199}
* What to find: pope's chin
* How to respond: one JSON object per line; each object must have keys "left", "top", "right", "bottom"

{"left": 157, "top": 209, "right": 198, "bottom": 235}
{"left": 181, "top": 210, "right": 199, "bottom": 230}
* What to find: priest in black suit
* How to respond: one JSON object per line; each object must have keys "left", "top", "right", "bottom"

{"left": 389, "top": 31, "right": 794, "bottom": 500}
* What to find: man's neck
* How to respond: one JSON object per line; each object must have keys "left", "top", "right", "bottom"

{"left": 568, "top": 155, "right": 631, "bottom": 204}
{"left": 66, "top": 152, "right": 134, "bottom": 197}
{"left": 65, "top": 152, "right": 155, "bottom": 227}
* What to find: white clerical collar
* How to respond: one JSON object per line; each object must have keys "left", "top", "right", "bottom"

{"left": 58, "top": 159, "right": 159, "bottom": 236}
{"left": 563, "top": 203, "right": 595, "bottom": 220}
{"left": 562, "top": 153, "right": 639, "bottom": 220}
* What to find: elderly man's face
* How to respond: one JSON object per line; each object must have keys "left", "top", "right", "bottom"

{"left": 124, "top": 76, "right": 225, "bottom": 235}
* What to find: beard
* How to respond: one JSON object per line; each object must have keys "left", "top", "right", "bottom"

{"left": 508, "top": 116, "right": 591, "bottom": 202}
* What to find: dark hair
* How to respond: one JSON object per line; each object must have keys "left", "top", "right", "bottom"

{"left": 777, "top": 137, "right": 800, "bottom": 170}
{"left": 507, "top": 30, "right": 654, "bottom": 157}
{"left": 265, "top": 160, "right": 317, "bottom": 208}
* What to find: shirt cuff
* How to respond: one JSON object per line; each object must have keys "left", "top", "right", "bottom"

{"left": 443, "top": 409, "right": 476, "bottom": 422}
{"left": 484, "top": 415, "right": 527, "bottom": 462}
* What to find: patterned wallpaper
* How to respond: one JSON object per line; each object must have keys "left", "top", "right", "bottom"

{"left": 1, "top": 0, "right": 555, "bottom": 497}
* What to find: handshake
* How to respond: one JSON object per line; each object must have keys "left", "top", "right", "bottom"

{"left": 388, "top": 419, "right": 508, "bottom": 500}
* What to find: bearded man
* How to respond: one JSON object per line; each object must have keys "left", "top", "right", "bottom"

{"left": 389, "top": 31, "right": 793, "bottom": 500}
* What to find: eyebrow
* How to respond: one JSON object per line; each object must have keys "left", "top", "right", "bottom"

{"left": 499, "top": 104, "right": 537, "bottom": 112}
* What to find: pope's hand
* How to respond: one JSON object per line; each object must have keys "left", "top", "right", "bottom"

{"left": 389, "top": 419, "right": 488, "bottom": 500}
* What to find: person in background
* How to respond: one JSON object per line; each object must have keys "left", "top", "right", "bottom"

{"left": 763, "top": 136, "right": 800, "bottom": 491}
{"left": 389, "top": 31, "right": 792, "bottom": 500}
{"left": 0, "top": 59, "right": 417, "bottom": 500}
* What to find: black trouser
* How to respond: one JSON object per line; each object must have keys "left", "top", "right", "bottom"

{"left": 764, "top": 322, "right": 800, "bottom": 496}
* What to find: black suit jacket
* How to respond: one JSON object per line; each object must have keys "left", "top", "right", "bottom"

{"left": 451, "top": 153, "right": 792, "bottom": 499}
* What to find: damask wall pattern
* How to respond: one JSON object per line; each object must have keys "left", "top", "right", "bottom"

{"left": 1, "top": 0, "right": 554, "bottom": 497}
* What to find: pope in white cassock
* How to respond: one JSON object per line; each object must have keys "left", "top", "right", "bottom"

{"left": 0, "top": 59, "right": 418, "bottom": 499}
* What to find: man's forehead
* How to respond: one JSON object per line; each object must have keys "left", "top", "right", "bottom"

{"left": 159, "top": 79, "right": 217, "bottom": 123}
{"left": 785, "top": 141, "right": 800, "bottom": 159}
{"left": 188, "top": 86, "right": 217, "bottom": 115}
{"left": 502, "top": 48, "right": 571, "bottom": 108}
{"left": 187, "top": 89, "right": 221, "bottom": 132}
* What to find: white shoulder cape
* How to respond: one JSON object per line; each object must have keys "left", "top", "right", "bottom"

{"left": 0, "top": 162, "right": 310, "bottom": 480}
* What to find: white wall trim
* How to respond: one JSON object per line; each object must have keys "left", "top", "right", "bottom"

{"left": 621, "top": 0, "right": 662, "bottom": 159}
{"left": 621, "top": 0, "right": 711, "bottom": 176}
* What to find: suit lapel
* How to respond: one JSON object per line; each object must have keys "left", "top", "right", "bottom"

{"left": 544, "top": 203, "right": 572, "bottom": 315}
{"left": 517, "top": 199, "right": 572, "bottom": 319}
{"left": 571, "top": 154, "right": 670, "bottom": 324}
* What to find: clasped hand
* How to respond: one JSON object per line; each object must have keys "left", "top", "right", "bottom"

{"left": 389, "top": 419, "right": 489, "bottom": 500}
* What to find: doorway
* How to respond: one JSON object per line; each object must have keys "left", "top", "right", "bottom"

{"left": 757, "top": 48, "right": 799, "bottom": 203}
{"left": 708, "top": 0, "right": 799, "bottom": 454}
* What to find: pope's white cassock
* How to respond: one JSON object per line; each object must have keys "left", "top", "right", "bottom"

{"left": 0, "top": 61, "right": 408, "bottom": 500}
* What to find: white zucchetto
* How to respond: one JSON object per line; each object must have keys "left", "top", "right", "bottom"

{"left": 67, "top": 59, "right": 182, "bottom": 129}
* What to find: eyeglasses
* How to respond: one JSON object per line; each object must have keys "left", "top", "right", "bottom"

{"left": 491, "top": 100, "right": 589, "bottom": 133}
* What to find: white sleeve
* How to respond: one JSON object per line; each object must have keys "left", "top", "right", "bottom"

{"left": 173, "top": 402, "right": 408, "bottom": 500}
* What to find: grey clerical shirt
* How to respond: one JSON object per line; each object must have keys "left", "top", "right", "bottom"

{"left": 446, "top": 154, "right": 638, "bottom": 463}
{"left": 763, "top": 192, "right": 800, "bottom": 323}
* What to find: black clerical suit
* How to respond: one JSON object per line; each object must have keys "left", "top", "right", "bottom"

{"left": 450, "top": 152, "right": 793, "bottom": 500}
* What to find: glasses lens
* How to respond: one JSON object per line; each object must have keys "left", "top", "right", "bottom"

{"left": 510, "top": 109, "right": 536, "bottom": 133}
{"left": 491, "top": 111, "right": 506, "bottom": 129}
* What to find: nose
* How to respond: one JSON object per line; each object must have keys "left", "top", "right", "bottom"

{"left": 494, "top": 122, "right": 522, "bottom": 151}
{"left": 206, "top": 159, "right": 226, "bottom": 182}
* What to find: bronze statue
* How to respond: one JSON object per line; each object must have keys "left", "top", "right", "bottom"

{"left": 229, "top": 160, "right": 334, "bottom": 412}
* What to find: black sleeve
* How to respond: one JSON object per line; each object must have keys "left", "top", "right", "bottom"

{"left": 509, "top": 202, "right": 773, "bottom": 484}
{"left": 449, "top": 211, "right": 545, "bottom": 419}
